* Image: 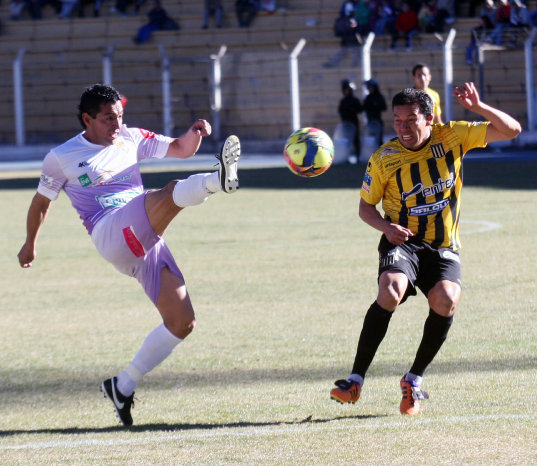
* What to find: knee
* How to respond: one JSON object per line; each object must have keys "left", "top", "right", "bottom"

{"left": 168, "top": 317, "right": 196, "bottom": 340}
{"left": 378, "top": 281, "right": 406, "bottom": 310}
{"left": 428, "top": 283, "right": 460, "bottom": 317}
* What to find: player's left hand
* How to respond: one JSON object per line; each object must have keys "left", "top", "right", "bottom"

{"left": 191, "top": 119, "right": 212, "bottom": 138}
{"left": 453, "top": 82, "right": 481, "bottom": 111}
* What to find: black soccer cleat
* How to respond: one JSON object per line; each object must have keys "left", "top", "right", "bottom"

{"left": 216, "top": 135, "right": 240, "bottom": 193}
{"left": 101, "top": 377, "right": 135, "bottom": 427}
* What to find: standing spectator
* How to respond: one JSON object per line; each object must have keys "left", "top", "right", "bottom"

{"left": 235, "top": 0, "right": 259, "bottom": 27}
{"left": 412, "top": 63, "right": 443, "bottom": 124}
{"left": 363, "top": 79, "right": 387, "bottom": 147}
{"left": 338, "top": 79, "right": 363, "bottom": 158}
{"left": 133, "top": 0, "right": 179, "bottom": 45}
{"left": 203, "top": 0, "right": 223, "bottom": 29}
{"left": 480, "top": 0, "right": 498, "bottom": 27}
{"left": 390, "top": 1, "right": 420, "bottom": 51}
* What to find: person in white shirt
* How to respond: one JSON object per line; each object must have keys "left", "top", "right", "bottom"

{"left": 17, "top": 84, "right": 241, "bottom": 426}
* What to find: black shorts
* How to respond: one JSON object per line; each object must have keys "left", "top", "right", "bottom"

{"left": 377, "top": 235, "right": 462, "bottom": 303}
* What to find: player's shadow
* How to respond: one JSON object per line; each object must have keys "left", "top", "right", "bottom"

{"left": 0, "top": 413, "right": 387, "bottom": 437}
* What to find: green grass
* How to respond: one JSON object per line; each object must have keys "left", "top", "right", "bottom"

{"left": 1, "top": 163, "right": 536, "bottom": 464}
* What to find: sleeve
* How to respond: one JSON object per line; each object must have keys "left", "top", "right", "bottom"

{"left": 451, "top": 120, "right": 490, "bottom": 153}
{"left": 360, "top": 153, "right": 385, "bottom": 205}
{"left": 124, "top": 125, "right": 174, "bottom": 161}
{"left": 36, "top": 151, "right": 66, "bottom": 201}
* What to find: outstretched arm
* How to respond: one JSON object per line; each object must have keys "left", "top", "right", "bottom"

{"left": 166, "top": 119, "right": 212, "bottom": 159}
{"left": 18, "top": 193, "right": 51, "bottom": 268}
{"left": 453, "top": 82, "right": 522, "bottom": 143}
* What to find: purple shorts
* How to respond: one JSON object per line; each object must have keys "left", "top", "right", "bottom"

{"left": 90, "top": 192, "right": 183, "bottom": 305}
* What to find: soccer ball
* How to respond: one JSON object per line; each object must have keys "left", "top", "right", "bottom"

{"left": 283, "top": 127, "right": 334, "bottom": 177}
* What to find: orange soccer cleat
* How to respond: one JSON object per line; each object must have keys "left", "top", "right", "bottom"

{"left": 399, "top": 376, "right": 429, "bottom": 415}
{"left": 330, "top": 379, "right": 362, "bottom": 404}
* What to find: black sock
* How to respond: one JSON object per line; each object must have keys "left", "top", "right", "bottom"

{"left": 351, "top": 302, "right": 393, "bottom": 378}
{"left": 409, "top": 309, "right": 453, "bottom": 377}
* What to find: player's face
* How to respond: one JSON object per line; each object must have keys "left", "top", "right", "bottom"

{"left": 83, "top": 101, "right": 124, "bottom": 146}
{"left": 412, "top": 67, "right": 431, "bottom": 90}
{"left": 393, "top": 104, "right": 433, "bottom": 149}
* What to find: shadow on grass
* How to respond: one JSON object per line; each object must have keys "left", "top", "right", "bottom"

{"left": 0, "top": 413, "right": 386, "bottom": 437}
{"left": 2, "top": 160, "right": 537, "bottom": 191}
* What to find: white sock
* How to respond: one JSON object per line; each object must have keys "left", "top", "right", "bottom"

{"left": 172, "top": 173, "right": 219, "bottom": 208}
{"left": 116, "top": 324, "right": 183, "bottom": 396}
{"left": 348, "top": 373, "right": 364, "bottom": 386}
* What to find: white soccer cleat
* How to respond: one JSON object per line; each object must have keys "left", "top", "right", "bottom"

{"left": 216, "top": 135, "right": 240, "bottom": 193}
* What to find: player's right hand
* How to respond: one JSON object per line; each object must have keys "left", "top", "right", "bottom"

{"left": 17, "top": 243, "right": 35, "bottom": 268}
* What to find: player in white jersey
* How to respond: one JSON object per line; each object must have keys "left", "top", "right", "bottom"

{"left": 17, "top": 84, "right": 241, "bottom": 426}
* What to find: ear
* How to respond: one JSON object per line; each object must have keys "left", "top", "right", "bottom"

{"left": 81, "top": 112, "right": 93, "bottom": 128}
{"left": 425, "top": 113, "right": 434, "bottom": 125}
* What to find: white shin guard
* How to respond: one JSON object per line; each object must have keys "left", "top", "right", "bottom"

{"left": 172, "top": 173, "right": 217, "bottom": 208}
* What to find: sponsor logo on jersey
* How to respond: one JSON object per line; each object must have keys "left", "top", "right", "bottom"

{"left": 96, "top": 190, "right": 139, "bottom": 209}
{"left": 380, "top": 147, "right": 400, "bottom": 158}
{"left": 401, "top": 173, "right": 454, "bottom": 202}
{"left": 409, "top": 198, "right": 450, "bottom": 216}
{"left": 40, "top": 174, "right": 54, "bottom": 186}
{"left": 364, "top": 172, "right": 372, "bottom": 186}
{"left": 78, "top": 173, "right": 92, "bottom": 187}
{"left": 431, "top": 143, "right": 446, "bottom": 158}
{"left": 139, "top": 129, "right": 156, "bottom": 139}
{"left": 78, "top": 161, "right": 88, "bottom": 168}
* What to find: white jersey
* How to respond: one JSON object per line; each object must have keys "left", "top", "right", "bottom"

{"left": 37, "top": 125, "right": 173, "bottom": 233}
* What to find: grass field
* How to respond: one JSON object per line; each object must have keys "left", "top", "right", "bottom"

{"left": 1, "top": 161, "right": 536, "bottom": 464}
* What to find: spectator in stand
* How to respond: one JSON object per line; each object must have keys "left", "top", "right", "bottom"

{"left": 203, "top": 0, "right": 223, "bottom": 29}
{"left": 363, "top": 78, "right": 387, "bottom": 147}
{"left": 488, "top": 0, "right": 511, "bottom": 44}
{"left": 510, "top": 0, "right": 530, "bottom": 28}
{"left": 324, "top": 1, "right": 361, "bottom": 67}
{"left": 235, "top": 0, "right": 259, "bottom": 27}
{"left": 10, "top": 0, "right": 44, "bottom": 19}
{"left": 465, "top": 14, "right": 494, "bottom": 65}
{"left": 419, "top": 0, "right": 452, "bottom": 33}
{"left": 390, "top": 1, "right": 420, "bottom": 51}
{"left": 373, "top": 0, "right": 397, "bottom": 35}
{"left": 115, "top": 0, "right": 145, "bottom": 16}
{"left": 133, "top": 0, "right": 179, "bottom": 44}
{"left": 480, "top": 0, "right": 498, "bottom": 27}
{"left": 354, "top": 0, "right": 372, "bottom": 38}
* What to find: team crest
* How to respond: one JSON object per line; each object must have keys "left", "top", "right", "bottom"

{"left": 431, "top": 143, "right": 445, "bottom": 158}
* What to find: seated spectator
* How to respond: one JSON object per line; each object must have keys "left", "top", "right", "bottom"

{"left": 390, "top": 1, "right": 420, "bottom": 51}
{"left": 510, "top": 0, "right": 530, "bottom": 28}
{"left": 133, "top": 0, "right": 179, "bottom": 44}
{"left": 373, "top": 0, "right": 396, "bottom": 35}
{"left": 203, "top": 0, "right": 223, "bottom": 28}
{"left": 354, "top": 0, "right": 371, "bottom": 37}
{"left": 235, "top": 0, "right": 259, "bottom": 27}
{"left": 58, "top": 0, "right": 78, "bottom": 18}
{"left": 480, "top": 0, "right": 498, "bottom": 27}
{"left": 323, "top": 0, "right": 361, "bottom": 67}
{"left": 115, "top": 0, "right": 145, "bottom": 16}
{"left": 487, "top": 0, "right": 511, "bottom": 45}
{"left": 465, "top": 14, "right": 494, "bottom": 65}
{"left": 10, "top": 0, "right": 43, "bottom": 20}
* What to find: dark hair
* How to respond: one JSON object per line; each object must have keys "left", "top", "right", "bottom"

{"left": 77, "top": 84, "right": 121, "bottom": 129}
{"left": 411, "top": 63, "right": 428, "bottom": 76}
{"left": 392, "top": 88, "right": 433, "bottom": 118}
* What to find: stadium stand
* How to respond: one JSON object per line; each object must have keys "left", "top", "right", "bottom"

{"left": 0, "top": 0, "right": 532, "bottom": 149}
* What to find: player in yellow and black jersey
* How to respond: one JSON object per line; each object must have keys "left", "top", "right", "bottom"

{"left": 330, "top": 83, "right": 521, "bottom": 415}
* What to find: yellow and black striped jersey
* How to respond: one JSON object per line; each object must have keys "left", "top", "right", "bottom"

{"left": 360, "top": 120, "right": 489, "bottom": 250}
